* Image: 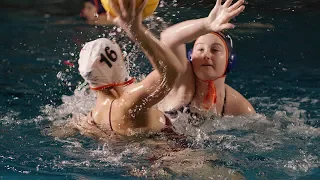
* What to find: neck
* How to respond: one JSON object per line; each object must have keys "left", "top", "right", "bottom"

{"left": 95, "top": 86, "right": 124, "bottom": 106}
{"left": 193, "top": 76, "right": 226, "bottom": 107}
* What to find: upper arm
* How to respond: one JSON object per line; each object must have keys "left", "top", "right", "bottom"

{"left": 226, "top": 85, "right": 256, "bottom": 116}
{"left": 160, "top": 33, "right": 189, "bottom": 72}
{"left": 158, "top": 28, "right": 196, "bottom": 111}
{"left": 160, "top": 18, "right": 209, "bottom": 70}
{"left": 157, "top": 62, "right": 195, "bottom": 111}
{"left": 237, "top": 97, "right": 256, "bottom": 115}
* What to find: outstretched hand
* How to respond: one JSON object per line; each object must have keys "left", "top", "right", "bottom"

{"left": 205, "top": 0, "right": 245, "bottom": 32}
{"left": 107, "top": 0, "right": 147, "bottom": 30}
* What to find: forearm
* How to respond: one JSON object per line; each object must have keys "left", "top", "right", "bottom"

{"left": 160, "top": 18, "right": 211, "bottom": 47}
{"left": 124, "top": 25, "right": 182, "bottom": 81}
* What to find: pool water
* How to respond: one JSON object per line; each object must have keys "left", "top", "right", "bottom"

{"left": 0, "top": 0, "right": 319, "bottom": 179}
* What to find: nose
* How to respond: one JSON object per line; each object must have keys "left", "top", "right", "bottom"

{"left": 202, "top": 49, "right": 212, "bottom": 60}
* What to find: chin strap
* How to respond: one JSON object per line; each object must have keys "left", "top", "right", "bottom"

{"left": 201, "top": 75, "right": 226, "bottom": 110}
{"left": 203, "top": 81, "right": 216, "bottom": 109}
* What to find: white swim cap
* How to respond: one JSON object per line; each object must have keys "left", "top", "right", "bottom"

{"left": 78, "top": 38, "right": 134, "bottom": 90}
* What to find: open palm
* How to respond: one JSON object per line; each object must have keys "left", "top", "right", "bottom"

{"left": 206, "top": 0, "right": 245, "bottom": 32}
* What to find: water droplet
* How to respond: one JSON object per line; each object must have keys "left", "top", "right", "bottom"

{"left": 36, "top": 58, "right": 45, "bottom": 61}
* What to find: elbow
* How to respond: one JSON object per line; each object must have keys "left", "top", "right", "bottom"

{"left": 180, "top": 60, "right": 189, "bottom": 73}
{"left": 175, "top": 65, "right": 183, "bottom": 78}
{"left": 160, "top": 31, "right": 176, "bottom": 49}
{"left": 170, "top": 56, "right": 184, "bottom": 78}
{"left": 164, "top": 65, "right": 182, "bottom": 88}
{"left": 172, "top": 65, "right": 183, "bottom": 84}
{"left": 169, "top": 66, "right": 181, "bottom": 80}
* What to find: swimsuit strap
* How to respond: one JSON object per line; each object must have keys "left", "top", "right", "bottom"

{"left": 88, "top": 111, "right": 96, "bottom": 125}
{"left": 221, "top": 86, "right": 227, "bottom": 117}
{"left": 109, "top": 99, "right": 115, "bottom": 131}
{"left": 88, "top": 99, "right": 116, "bottom": 132}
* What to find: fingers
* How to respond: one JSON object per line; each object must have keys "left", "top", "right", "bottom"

{"left": 228, "top": 5, "right": 245, "bottom": 19}
{"left": 137, "top": 0, "right": 148, "bottom": 14}
{"left": 109, "top": 0, "right": 122, "bottom": 17}
{"left": 106, "top": 11, "right": 115, "bottom": 22}
{"left": 112, "top": 0, "right": 144, "bottom": 18}
{"left": 223, "top": 0, "right": 233, "bottom": 7}
{"left": 228, "top": 0, "right": 244, "bottom": 11}
{"left": 118, "top": 0, "right": 127, "bottom": 17}
{"left": 215, "top": 0, "right": 222, "bottom": 6}
{"left": 220, "top": 23, "right": 236, "bottom": 30}
{"left": 131, "top": 0, "right": 136, "bottom": 17}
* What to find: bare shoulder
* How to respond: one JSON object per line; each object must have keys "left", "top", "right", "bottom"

{"left": 225, "top": 84, "right": 256, "bottom": 116}
{"left": 44, "top": 115, "right": 83, "bottom": 138}
{"left": 44, "top": 113, "right": 112, "bottom": 140}
{"left": 70, "top": 113, "right": 114, "bottom": 140}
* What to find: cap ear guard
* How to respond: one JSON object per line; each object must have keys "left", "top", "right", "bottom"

{"left": 187, "top": 48, "right": 193, "bottom": 62}
{"left": 225, "top": 50, "right": 236, "bottom": 74}
{"left": 221, "top": 33, "right": 236, "bottom": 74}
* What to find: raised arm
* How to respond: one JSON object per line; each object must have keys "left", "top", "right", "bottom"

{"left": 107, "top": 0, "right": 182, "bottom": 109}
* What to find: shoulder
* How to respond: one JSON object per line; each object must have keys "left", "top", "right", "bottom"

{"left": 45, "top": 114, "right": 86, "bottom": 138}
{"left": 225, "top": 84, "right": 256, "bottom": 116}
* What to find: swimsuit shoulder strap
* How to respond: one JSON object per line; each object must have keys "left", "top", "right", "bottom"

{"left": 109, "top": 99, "right": 116, "bottom": 131}
{"left": 221, "top": 86, "right": 227, "bottom": 116}
{"left": 88, "top": 111, "right": 96, "bottom": 125}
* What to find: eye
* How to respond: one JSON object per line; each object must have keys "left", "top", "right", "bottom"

{"left": 197, "top": 48, "right": 204, "bottom": 52}
{"left": 211, "top": 48, "right": 219, "bottom": 52}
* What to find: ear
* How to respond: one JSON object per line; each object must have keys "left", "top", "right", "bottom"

{"left": 187, "top": 48, "right": 193, "bottom": 61}
{"left": 225, "top": 51, "right": 236, "bottom": 74}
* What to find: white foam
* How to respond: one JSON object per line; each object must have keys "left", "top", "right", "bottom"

{"left": 284, "top": 150, "right": 319, "bottom": 173}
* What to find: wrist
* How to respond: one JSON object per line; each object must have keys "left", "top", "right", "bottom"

{"left": 130, "top": 22, "right": 144, "bottom": 32}
{"left": 118, "top": 21, "right": 142, "bottom": 31}
{"left": 122, "top": 23, "right": 142, "bottom": 32}
{"left": 122, "top": 24, "right": 145, "bottom": 40}
{"left": 127, "top": 24, "right": 144, "bottom": 37}
{"left": 202, "top": 17, "right": 212, "bottom": 33}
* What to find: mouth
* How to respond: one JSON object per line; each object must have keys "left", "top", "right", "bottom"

{"left": 202, "top": 64, "right": 214, "bottom": 67}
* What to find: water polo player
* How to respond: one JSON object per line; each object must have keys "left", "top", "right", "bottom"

{"left": 81, "top": 0, "right": 112, "bottom": 25}
{"left": 158, "top": 0, "right": 255, "bottom": 122}
{"left": 73, "top": 0, "right": 183, "bottom": 137}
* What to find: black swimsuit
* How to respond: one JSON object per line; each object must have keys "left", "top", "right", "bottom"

{"left": 165, "top": 87, "right": 227, "bottom": 126}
